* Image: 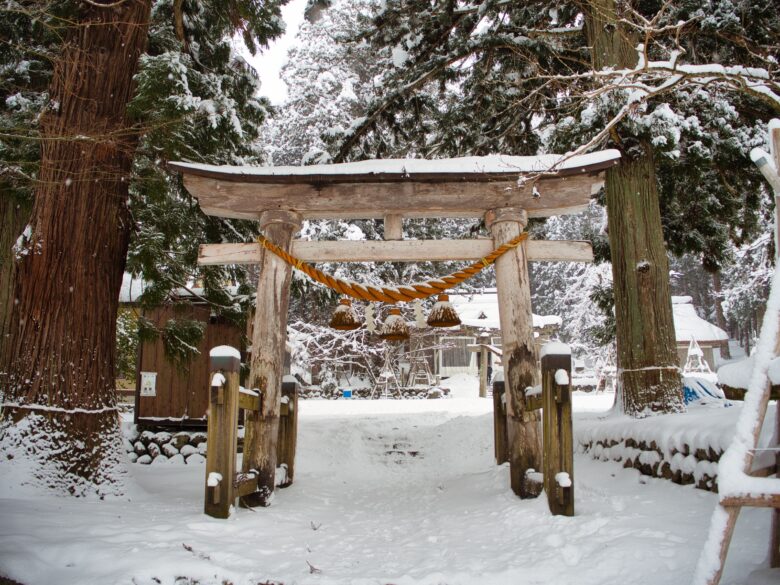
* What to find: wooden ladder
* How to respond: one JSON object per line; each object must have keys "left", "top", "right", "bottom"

{"left": 691, "top": 271, "right": 780, "bottom": 584}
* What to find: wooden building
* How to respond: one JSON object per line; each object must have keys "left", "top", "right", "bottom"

{"left": 120, "top": 276, "right": 244, "bottom": 429}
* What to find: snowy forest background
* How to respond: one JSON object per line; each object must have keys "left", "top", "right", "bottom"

{"left": 91, "top": 0, "right": 778, "bottom": 373}
{"left": 1, "top": 0, "right": 777, "bottom": 384}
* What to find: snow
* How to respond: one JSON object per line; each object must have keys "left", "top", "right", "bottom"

{"left": 540, "top": 341, "right": 572, "bottom": 358}
{"left": 718, "top": 355, "right": 780, "bottom": 389}
{"left": 171, "top": 149, "right": 621, "bottom": 179}
{"left": 209, "top": 345, "right": 241, "bottom": 359}
{"left": 0, "top": 375, "right": 775, "bottom": 585}
{"left": 449, "top": 289, "right": 562, "bottom": 330}
{"left": 671, "top": 296, "right": 728, "bottom": 343}
{"left": 555, "top": 472, "right": 572, "bottom": 488}
{"left": 555, "top": 368, "right": 570, "bottom": 386}
{"left": 207, "top": 472, "right": 222, "bottom": 487}
{"left": 211, "top": 373, "right": 226, "bottom": 387}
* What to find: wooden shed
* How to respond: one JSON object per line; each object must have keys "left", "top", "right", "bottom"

{"left": 134, "top": 304, "right": 244, "bottom": 429}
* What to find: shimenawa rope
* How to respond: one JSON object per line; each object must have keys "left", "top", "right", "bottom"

{"left": 256, "top": 232, "right": 529, "bottom": 304}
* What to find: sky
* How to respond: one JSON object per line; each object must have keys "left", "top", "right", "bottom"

{"left": 244, "top": 0, "right": 309, "bottom": 105}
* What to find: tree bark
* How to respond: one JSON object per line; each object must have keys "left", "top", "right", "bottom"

{"left": 711, "top": 270, "right": 731, "bottom": 359}
{"left": 0, "top": 0, "right": 152, "bottom": 494}
{"left": 586, "top": 0, "right": 684, "bottom": 416}
{"left": 0, "top": 194, "right": 31, "bottom": 359}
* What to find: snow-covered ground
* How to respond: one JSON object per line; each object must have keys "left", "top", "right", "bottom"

{"left": 0, "top": 374, "right": 776, "bottom": 585}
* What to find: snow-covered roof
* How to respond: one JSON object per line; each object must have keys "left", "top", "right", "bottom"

{"left": 672, "top": 296, "right": 728, "bottom": 343}
{"left": 448, "top": 289, "right": 562, "bottom": 330}
{"left": 119, "top": 273, "right": 147, "bottom": 304}
{"left": 170, "top": 150, "right": 621, "bottom": 182}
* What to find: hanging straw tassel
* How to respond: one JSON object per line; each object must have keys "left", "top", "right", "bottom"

{"left": 379, "top": 306, "right": 410, "bottom": 342}
{"left": 329, "top": 298, "right": 362, "bottom": 331}
{"left": 427, "top": 293, "right": 461, "bottom": 328}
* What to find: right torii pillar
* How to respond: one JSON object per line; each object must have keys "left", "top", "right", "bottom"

{"left": 486, "top": 207, "right": 543, "bottom": 498}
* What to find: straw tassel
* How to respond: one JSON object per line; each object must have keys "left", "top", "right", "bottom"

{"left": 426, "top": 294, "right": 461, "bottom": 328}
{"left": 379, "top": 307, "right": 410, "bottom": 342}
{"left": 329, "top": 298, "right": 362, "bottom": 331}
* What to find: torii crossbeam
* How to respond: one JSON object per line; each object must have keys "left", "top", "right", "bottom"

{"left": 170, "top": 149, "right": 621, "bottom": 509}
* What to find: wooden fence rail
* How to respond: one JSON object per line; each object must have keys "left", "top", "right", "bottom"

{"left": 541, "top": 346, "right": 574, "bottom": 517}
{"left": 204, "top": 346, "right": 299, "bottom": 518}
{"left": 492, "top": 343, "right": 574, "bottom": 516}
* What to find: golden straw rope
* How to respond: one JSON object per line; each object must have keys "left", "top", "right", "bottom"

{"left": 257, "top": 232, "right": 529, "bottom": 304}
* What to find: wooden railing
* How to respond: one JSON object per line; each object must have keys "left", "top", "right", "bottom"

{"left": 204, "top": 346, "right": 298, "bottom": 518}
{"left": 492, "top": 343, "right": 574, "bottom": 516}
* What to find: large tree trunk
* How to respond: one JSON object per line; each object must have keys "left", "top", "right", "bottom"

{"left": 0, "top": 0, "right": 152, "bottom": 494}
{"left": 0, "top": 194, "right": 31, "bottom": 358}
{"left": 586, "top": 0, "right": 684, "bottom": 416}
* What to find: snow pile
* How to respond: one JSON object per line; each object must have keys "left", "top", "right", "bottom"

{"left": 717, "top": 355, "right": 780, "bottom": 389}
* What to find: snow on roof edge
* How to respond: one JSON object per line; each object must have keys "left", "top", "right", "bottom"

{"left": 170, "top": 150, "right": 621, "bottom": 179}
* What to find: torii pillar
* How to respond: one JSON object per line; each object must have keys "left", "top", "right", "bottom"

{"left": 241, "top": 210, "right": 302, "bottom": 507}
{"left": 486, "top": 207, "right": 543, "bottom": 498}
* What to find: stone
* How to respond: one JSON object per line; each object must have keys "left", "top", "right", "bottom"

{"left": 190, "top": 433, "right": 207, "bottom": 446}
{"left": 127, "top": 452, "right": 139, "bottom": 463}
{"left": 151, "top": 455, "right": 168, "bottom": 465}
{"left": 186, "top": 453, "right": 206, "bottom": 465}
{"left": 139, "top": 430, "right": 156, "bottom": 445}
{"left": 162, "top": 442, "right": 180, "bottom": 458}
{"left": 168, "top": 453, "right": 185, "bottom": 465}
{"left": 147, "top": 442, "right": 161, "bottom": 458}
{"left": 172, "top": 432, "right": 191, "bottom": 450}
{"left": 197, "top": 442, "right": 207, "bottom": 456}
{"left": 137, "top": 454, "right": 152, "bottom": 465}
{"left": 180, "top": 444, "right": 198, "bottom": 457}
{"left": 153, "top": 431, "right": 172, "bottom": 445}
{"left": 133, "top": 441, "right": 147, "bottom": 455}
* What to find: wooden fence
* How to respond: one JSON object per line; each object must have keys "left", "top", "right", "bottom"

{"left": 492, "top": 344, "right": 574, "bottom": 516}
{"left": 204, "top": 346, "right": 299, "bottom": 518}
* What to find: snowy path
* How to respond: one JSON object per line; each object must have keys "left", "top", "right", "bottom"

{"left": 0, "top": 381, "right": 775, "bottom": 585}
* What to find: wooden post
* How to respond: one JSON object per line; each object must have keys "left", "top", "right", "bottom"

{"left": 492, "top": 378, "right": 509, "bottom": 465}
{"left": 479, "top": 346, "right": 489, "bottom": 398}
{"left": 204, "top": 346, "right": 241, "bottom": 519}
{"left": 771, "top": 121, "right": 780, "bottom": 569}
{"left": 486, "top": 207, "right": 543, "bottom": 498}
{"left": 242, "top": 210, "right": 302, "bottom": 507}
{"left": 276, "top": 379, "right": 299, "bottom": 488}
{"left": 541, "top": 344, "right": 574, "bottom": 516}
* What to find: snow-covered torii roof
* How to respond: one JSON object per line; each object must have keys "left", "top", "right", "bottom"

{"left": 672, "top": 296, "right": 728, "bottom": 343}
{"left": 169, "top": 150, "right": 620, "bottom": 221}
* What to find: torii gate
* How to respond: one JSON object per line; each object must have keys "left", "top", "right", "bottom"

{"left": 170, "top": 150, "right": 621, "bottom": 507}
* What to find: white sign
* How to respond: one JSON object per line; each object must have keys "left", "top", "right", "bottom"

{"left": 140, "top": 372, "right": 157, "bottom": 397}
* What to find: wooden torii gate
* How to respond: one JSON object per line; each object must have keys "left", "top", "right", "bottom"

{"left": 170, "top": 150, "right": 620, "bottom": 507}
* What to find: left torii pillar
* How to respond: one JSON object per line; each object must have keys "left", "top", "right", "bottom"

{"left": 242, "top": 210, "right": 302, "bottom": 507}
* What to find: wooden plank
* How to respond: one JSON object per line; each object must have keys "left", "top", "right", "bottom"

{"left": 238, "top": 390, "right": 260, "bottom": 413}
{"left": 492, "top": 380, "right": 509, "bottom": 465}
{"left": 542, "top": 349, "right": 574, "bottom": 517}
{"left": 199, "top": 239, "right": 594, "bottom": 266}
{"left": 183, "top": 173, "right": 602, "bottom": 220}
{"left": 384, "top": 214, "right": 403, "bottom": 240}
{"left": 772, "top": 123, "right": 780, "bottom": 570}
{"left": 204, "top": 351, "right": 240, "bottom": 519}
{"left": 479, "top": 346, "right": 488, "bottom": 398}
{"left": 241, "top": 211, "right": 301, "bottom": 508}
{"left": 276, "top": 381, "right": 299, "bottom": 488}
{"left": 487, "top": 207, "right": 543, "bottom": 499}
{"left": 720, "top": 494, "right": 780, "bottom": 508}
{"left": 235, "top": 473, "right": 259, "bottom": 498}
